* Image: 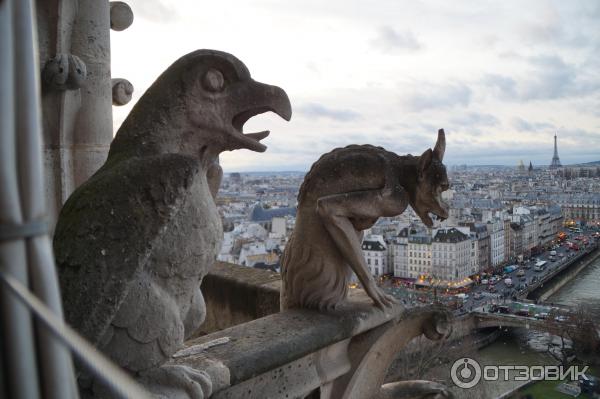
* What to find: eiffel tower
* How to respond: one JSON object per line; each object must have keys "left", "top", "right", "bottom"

{"left": 550, "top": 133, "right": 562, "bottom": 169}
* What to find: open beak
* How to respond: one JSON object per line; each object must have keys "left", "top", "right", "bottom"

{"left": 229, "top": 81, "right": 292, "bottom": 152}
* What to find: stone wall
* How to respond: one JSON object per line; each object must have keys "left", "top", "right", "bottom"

{"left": 197, "top": 262, "right": 281, "bottom": 335}
{"left": 536, "top": 246, "right": 600, "bottom": 302}
{"left": 524, "top": 244, "right": 600, "bottom": 302}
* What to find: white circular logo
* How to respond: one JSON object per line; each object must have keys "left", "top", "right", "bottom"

{"left": 451, "top": 357, "right": 482, "bottom": 389}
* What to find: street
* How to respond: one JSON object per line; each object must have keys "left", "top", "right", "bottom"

{"left": 381, "top": 227, "right": 600, "bottom": 313}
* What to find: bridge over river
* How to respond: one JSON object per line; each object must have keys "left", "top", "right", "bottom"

{"left": 472, "top": 309, "right": 571, "bottom": 331}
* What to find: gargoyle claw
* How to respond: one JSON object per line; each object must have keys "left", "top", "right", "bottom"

{"left": 366, "top": 284, "right": 397, "bottom": 309}
{"left": 140, "top": 364, "right": 212, "bottom": 399}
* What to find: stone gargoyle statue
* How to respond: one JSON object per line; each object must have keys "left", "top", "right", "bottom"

{"left": 281, "top": 130, "right": 449, "bottom": 310}
{"left": 53, "top": 50, "right": 291, "bottom": 398}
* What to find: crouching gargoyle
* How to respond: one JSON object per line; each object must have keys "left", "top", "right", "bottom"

{"left": 54, "top": 50, "right": 291, "bottom": 398}
{"left": 281, "top": 130, "right": 449, "bottom": 310}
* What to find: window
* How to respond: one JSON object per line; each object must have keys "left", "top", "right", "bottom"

{"left": 375, "top": 259, "right": 379, "bottom": 266}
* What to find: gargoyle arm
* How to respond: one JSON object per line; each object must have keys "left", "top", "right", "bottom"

{"left": 316, "top": 186, "right": 407, "bottom": 308}
{"left": 207, "top": 161, "right": 223, "bottom": 200}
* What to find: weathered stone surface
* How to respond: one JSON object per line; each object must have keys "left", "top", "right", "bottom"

{"left": 199, "top": 262, "right": 281, "bottom": 335}
{"left": 109, "top": 1, "right": 134, "bottom": 31}
{"left": 281, "top": 130, "right": 449, "bottom": 310}
{"left": 377, "top": 381, "right": 452, "bottom": 399}
{"left": 173, "top": 294, "right": 451, "bottom": 398}
{"left": 181, "top": 293, "right": 407, "bottom": 385}
{"left": 111, "top": 78, "right": 134, "bottom": 105}
{"left": 42, "top": 53, "right": 87, "bottom": 90}
{"left": 54, "top": 49, "right": 291, "bottom": 397}
{"left": 38, "top": 0, "right": 114, "bottom": 223}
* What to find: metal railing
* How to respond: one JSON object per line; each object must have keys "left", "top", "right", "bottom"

{"left": 0, "top": 272, "right": 149, "bottom": 398}
{"left": 0, "top": 1, "right": 148, "bottom": 397}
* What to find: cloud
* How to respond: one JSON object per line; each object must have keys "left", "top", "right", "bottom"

{"left": 483, "top": 55, "right": 600, "bottom": 102}
{"left": 520, "top": 55, "right": 576, "bottom": 100}
{"left": 296, "top": 103, "right": 361, "bottom": 122}
{"left": 371, "top": 26, "right": 421, "bottom": 52}
{"left": 451, "top": 112, "right": 500, "bottom": 128}
{"left": 404, "top": 83, "right": 472, "bottom": 111}
{"left": 511, "top": 117, "right": 555, "bottom": 132}
{"left": 128, "top": 0, "right": 177, "bottom": 23}
{"left": 483, "top": 74, "right": 517, "bottom": 99}
{"left": 559, "top": 127, "right": 600, "bottom": 143}
{"left": 516, "top": 3, "right": 598, "bottom": 49}
{"left": 110, "top": 1, "right": 600, "bottom": 169}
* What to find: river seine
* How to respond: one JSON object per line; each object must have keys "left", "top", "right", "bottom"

{"left": 453, "top": 255, "right": 600, "bottom": 398}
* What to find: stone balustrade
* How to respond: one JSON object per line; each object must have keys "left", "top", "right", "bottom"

{"left": 199, "top": 262, "right": 281, "bottom": 335}
{"left": 184, "top": 262, "right": 452, "bottom": 398}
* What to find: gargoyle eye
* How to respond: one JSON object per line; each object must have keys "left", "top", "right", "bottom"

{"left": 202, "top": 69, "right": 225, "bottom": 92}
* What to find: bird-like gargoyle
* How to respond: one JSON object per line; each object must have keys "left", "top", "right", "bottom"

{"left": 281, "top": 130, "right": 449, "bottom": 310}
{"left": 53, "top": 50, "right": 291, "bottom": 398}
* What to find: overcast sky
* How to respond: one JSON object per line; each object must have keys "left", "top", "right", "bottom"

{"left": 111, "top": 0, "right": 600, "bottom": 171}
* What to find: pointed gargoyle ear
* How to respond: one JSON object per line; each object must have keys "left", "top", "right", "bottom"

{"left": 419, "top": 148, "right": 433, "bottom": 175}
{"left": 434, "top": 128, "right": 445, "bottom": 161}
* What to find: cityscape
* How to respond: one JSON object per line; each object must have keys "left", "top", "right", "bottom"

{"left": 216, "top": 135, "right": 599, "bottom": 285}
{"left": 214, "top": 134, "right": 600, "bottom": 397}
{"left": 3, "top": 2, "right": 600, "bottom": 399}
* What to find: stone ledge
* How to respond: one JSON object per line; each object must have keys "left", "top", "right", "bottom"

{"left": 198, "top": 262, "right": 282, "bottom": 334}
{"left": 177, "top": 261, "right": 453, "bottom": 397}
{"left": 177, "top": 290, "right": 423, "bottom": 387}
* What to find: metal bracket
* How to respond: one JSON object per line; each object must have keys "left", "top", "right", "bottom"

{"left": 0, "top": 220, "right": 48, "bottom": 241}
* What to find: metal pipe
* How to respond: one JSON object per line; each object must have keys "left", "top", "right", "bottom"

{"left": 0, "top": 0, "right": 41, "bottom": 397}
{"left": 0, "top": 319, "right": 6, "bottom": 399}
{"left": 13, "top": 0, "right": 79, "bottom": 397}
{"left": 0, "top": 272, "right": 151, "bottom": 399}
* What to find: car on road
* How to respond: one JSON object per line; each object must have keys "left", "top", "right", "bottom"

{"left": 515, "top": 309, "right": 530, "bottom": 317}
{"left": 517, "top": 269, "right": 525, "bottom": 277}
{"left": 481, "top": 279, "right": 488, "bottom": 285}
{"left": 455, "top": 293, "right": 469, "bottom": 301}
{"left": 489, "top": 304, "right": 510, "bottom": 313}
{"left": 554, "top": 315, "right": 569, "bottom": 322}
{"left": 534, "top": 312, "right": 549, "bottom": 319}
{"left": 473, "top": 292, "right": 483, "bottom": 300}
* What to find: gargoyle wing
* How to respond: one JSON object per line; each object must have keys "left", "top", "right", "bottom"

{"left": 54, "top": 154, "right": 201, "bottom": 345}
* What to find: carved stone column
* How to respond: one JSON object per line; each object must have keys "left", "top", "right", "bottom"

{"left": 68, "top": 0, "right": 113, "bottom": 192}
{"left": 37, "top": 0, "right": 133, "bottom": 224}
